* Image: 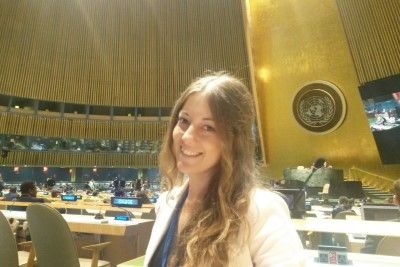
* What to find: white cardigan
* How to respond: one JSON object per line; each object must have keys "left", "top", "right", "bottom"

{"left": 144, "top": 182, "right": 305, "bottom": 266}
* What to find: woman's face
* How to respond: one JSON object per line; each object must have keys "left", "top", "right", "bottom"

{"left": 172, "top": 92, "right": 223, "bottom": 179}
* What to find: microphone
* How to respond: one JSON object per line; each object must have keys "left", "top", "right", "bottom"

{"left": 304, "top": 168, "right": 317, "bottom": 186}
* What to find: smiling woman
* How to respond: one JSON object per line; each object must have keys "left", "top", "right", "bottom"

{"left": 145, "top": 73, "right": 304, "bottom": 267}
{"left": 172, "top": 92, "right": 223, "bottom": 182}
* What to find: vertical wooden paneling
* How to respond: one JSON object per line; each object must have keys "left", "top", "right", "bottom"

{"left": 337, "top": 0, "right": 400, "bottom": 83}
{"left": 0, "top": 0, "right": 253, "bottom": 167}
{"left": 0, "top": 113, "right": 167, "bottom": 140}
{"left": 0, "top": 0, "right": 250, "bottom": 107}
{"left": 0, "top": 150, "right": 158, "bottom": 167}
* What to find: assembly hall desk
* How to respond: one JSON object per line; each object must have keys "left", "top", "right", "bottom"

{"left": 1, "top": 210, "right": 154, "bottom": 267}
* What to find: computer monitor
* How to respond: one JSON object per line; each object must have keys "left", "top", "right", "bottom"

{"left": 358, "top": 74, "right": 400, "bottom": 164}
{"left": 111, "top": 196, "right": 142, "bottom": 208}
{"left": 61, "top": 195, "right": 78, "bottom": 202}
{"left": 361, "top": 203, "right": 400, "bottom": 221}
{"left": 274, "top": 188, "right": 306, "bottom": 218}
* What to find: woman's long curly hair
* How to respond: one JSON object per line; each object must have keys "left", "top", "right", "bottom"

{"left": 159, "top": 72, "right": 257, "bottom": 266}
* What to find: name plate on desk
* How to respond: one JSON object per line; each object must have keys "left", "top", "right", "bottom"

{"left": 316, "top": 245, "right": 351, "bottom": 265}
{"left": 114, "top": 215, "right": 130, "bottom": 221}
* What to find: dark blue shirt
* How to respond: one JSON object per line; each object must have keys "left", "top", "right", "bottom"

{"left": 149, "top": 189, "right": 188, "bottom": 267}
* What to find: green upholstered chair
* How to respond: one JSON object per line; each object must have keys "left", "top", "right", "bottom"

{"left": 117, "top": 256, "right": 145, "bottom": 267}
{"left": 376, "top": 236, "right": 400, "bottom": 256}
{"left": 26, "top": 204, "right": 111, "bottom": 267}
{"left": 0, "top": 211, "right": 35, "bottom": 267}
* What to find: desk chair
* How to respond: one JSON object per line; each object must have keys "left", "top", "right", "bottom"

{"left": 26, "top": 204, "right": 111, "bottom": 267}
{"left": 333, "top": 210, "right": 357, "bottom": 248}
{"left": 376, "top": 236, "right": 400, "bottom": 256}
{"left": 0, "top": 212, "right": 35, "bottom": 267}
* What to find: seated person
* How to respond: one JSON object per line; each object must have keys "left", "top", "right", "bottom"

{"left": 134, "top": 190, "right": 151, "bottom": 204}
{"left": 0, "top": 174, "right": 4, "bottom": 194}
{"left": 114, "top": 188, "right": 125, "bottom": 197}
{"left": 361, "top": 178, "right": 400, "bottom": 254}
{"left": 45, "top": 177, "right": 56, "bottom": 193}
{"left": 88, "top": 178, "right": 96, "bottom": 191}
{"left": 332, "top": 196, "right": 353, "bottom": 218}
{"left": 3, "top": 186, "right": 19, "bottom": 201}
{"left": 51, "top": 189, "right": 61, "bottom": 198}
{"left": 11, "top": 181, "right": 45, "bottom": 211}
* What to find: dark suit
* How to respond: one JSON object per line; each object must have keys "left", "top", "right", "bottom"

{"left": 9, "top": 194, "right": 45, "bottom": 211}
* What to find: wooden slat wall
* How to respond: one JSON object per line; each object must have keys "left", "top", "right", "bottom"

{"left": 336, "top": 0, "right": 400, "bottom": 83}
{"left": 0, "top": 0, "right": 250, "bottom": 107}
{"left": 0, "top": 151, "right": 158, "bottom": 168}
{"left": 0, "top": 113, "right": 168, "bottom": 140}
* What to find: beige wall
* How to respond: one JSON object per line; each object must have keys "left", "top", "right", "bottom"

{"left": 248, "top": 0, "right": 400, "bottom": 180}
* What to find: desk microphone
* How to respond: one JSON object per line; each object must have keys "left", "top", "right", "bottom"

{"left": 94, "top": 212, "right": 104, "bottom": 220}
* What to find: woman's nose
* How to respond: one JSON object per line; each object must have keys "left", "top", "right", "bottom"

{"left": 181, "top": 125, "right": 196, "bottom": 142}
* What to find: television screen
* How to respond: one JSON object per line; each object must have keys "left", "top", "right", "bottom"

{"left": 111, "top": 196, "right": 142, "bottom": 208}
{"left": 361, "top": 203, "right": 400, "bottom": 221}
{"left": 359, "top": 74, "right": 400, "bottom": 164}
{"left": 274, "top": 188, "right": 306, "bottom": 218}
{"left": 61, "top": 195, "right": 78, "bottom": 201}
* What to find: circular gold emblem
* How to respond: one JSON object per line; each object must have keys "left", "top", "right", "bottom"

{"left": 293, "top": 81, "right": 346, "bottom": 133}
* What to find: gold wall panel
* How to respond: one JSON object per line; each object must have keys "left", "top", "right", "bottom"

{"left": 0, "top": 0, "right": 250, "bottom": 107}
{"left": 1, "top": 151, "right": 158, "bottom": 168}
{"left": 248, "top": 0, "right": 400, "bottom": 180}
{"left": 0, "top": 113, "right": 167, "bottom": 140}
{"left": 336, "top": 0, "right": 400, "bottom": 83}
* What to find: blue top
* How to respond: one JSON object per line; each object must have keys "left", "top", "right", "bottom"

{"left": 149, "top": 189, "right": 188, "bottom": 267}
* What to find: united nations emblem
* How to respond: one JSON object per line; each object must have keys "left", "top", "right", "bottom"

{"left": 293, "top": 81, "right": 346, "bottom": 133}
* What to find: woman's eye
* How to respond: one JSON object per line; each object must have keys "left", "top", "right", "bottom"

{"left": 203, "top": 125, "right": 215, "bottom": 132}
{"left": 177, "top": 117, "right": 190, "bottom": 128}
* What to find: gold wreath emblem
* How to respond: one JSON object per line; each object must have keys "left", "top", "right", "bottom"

{"left": 293, "top": 81, "right": 346, "bottom": 133}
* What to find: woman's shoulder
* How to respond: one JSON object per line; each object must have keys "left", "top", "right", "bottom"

{"left": 250, "top": 186, "right": 288, "bottom": 206}
{"left": 247, "top": 186, "right": 290, "bottom": 221}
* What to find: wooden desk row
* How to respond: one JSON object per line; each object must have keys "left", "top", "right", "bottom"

{"left": 292, "top": 217, "right": 400, "bottom": 236}
{"left": 0, "top": 200, "right": 156, "bottom": 219}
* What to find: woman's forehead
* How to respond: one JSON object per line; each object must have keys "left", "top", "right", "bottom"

{"left": 179, "top": 93, "right": 214, "bottom": 119}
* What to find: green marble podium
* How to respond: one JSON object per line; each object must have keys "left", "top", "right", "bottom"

{"left": 283, "top": 168, "right": 344, "bottom": 187}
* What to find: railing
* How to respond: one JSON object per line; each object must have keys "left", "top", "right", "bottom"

{"left": 348, "top": 167, "right": 394, "bottom": 192}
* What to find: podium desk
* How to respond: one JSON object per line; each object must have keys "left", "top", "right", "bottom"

{"left": 283, "top": 168, "right": 343, "bottom": 187}
{"left": 293, "top": 217, "right": 400, "bottom": 236}
{"left": 1, "top": 210, "right": 154, "bottom": 267}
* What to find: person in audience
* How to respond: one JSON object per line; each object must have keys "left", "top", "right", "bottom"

{"left": 331, "top": 196, "right": 353, "bottom": 218}
{"left": 144, "top": 73, "right": 304, "bottom": 266}
{"left": 4, "top": 186, "right": 19, "bottom": 201}
{"left": 135, "top": 178, "right": 142, "bottom": 191}
{"left": 46, "top": 176, "right": 56, "bottom": 190}
{"left": 11, "top": 181, "right": 45, "bottom": 211}
{"left": 88, "top": 178, "right": 96, "bottom": 191}
{"left": 51, "top": 189, "right": 61, "bottom": 198}
{"left": 134, "top": 190, "right": 151, "bottom": 204}
{"left": 0, "top": 173, "right": 4, "bottom": 196}
{"left": 361, "top": 178, "right": 400, "bottom": 254}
